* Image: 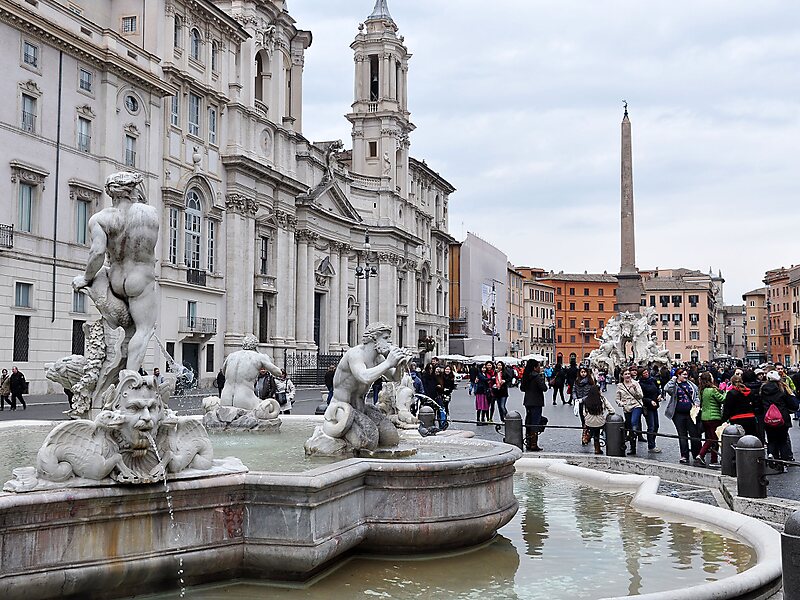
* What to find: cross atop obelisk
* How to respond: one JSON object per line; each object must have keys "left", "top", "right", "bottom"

{"left": 615, "top": 102, "right": 644, "bottom": 313}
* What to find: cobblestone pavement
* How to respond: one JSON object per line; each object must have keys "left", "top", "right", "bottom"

{"left": 4, "top": 381, "right": 800, "bottom": 501}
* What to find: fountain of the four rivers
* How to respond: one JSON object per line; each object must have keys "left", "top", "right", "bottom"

{"left": 0, "top": 173, "right": 784, "bottom": 599}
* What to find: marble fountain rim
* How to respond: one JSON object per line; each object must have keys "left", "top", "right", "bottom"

{"left": 516, "top": 458, "right": 783, "bottom": 600}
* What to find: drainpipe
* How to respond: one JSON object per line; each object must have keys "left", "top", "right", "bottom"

{"left": 52, "top": 50, "right": 63, "bottom": 323}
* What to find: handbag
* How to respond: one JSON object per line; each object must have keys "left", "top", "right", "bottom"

{"left": 664, "top": 392, "right": 677, "bottom": 420}
{"left": 275, "top": 391, "right": 288, "bottom": 407}
{"left": 764, "top": 403, "right": 784, "bottom": 427}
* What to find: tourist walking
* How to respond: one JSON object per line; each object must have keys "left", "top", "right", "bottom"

{"left": 565, "top": 360, "right": 579, "bottom": 403}
{"left": 722, "top": 374, "right": 760, "bottom": 438}
{"left": 474, "top": 364, "right": 491, "bottom": 424}
{"left": 573, "top": 367, "right": 594, "bottom": 444}
{"left": 761, "top": 371, "right": 797, "bottom": 465}
{"left": 275, "top": 369, "right": 295, "bottom": 415}
{"left": 254, "top": 366, "right": 276, "bottom": 402}
{"left": 9, "top": 367, "right": 26, "bottom": 410}
{"left": 697, "top": 372, "right": 725, "bottom": 467}
{"left": 324, "top": 365, "right": 335, "bottom": 404}
{"left": 664, "top": 368, "right": 700, "bottom": 465}
{"left": 583, "top": 384, "right": 615, "bottom": 455}
{"left": 615, "top": 370, "right": 644, "bottom": 456}
{"left": 492, "top": 361, "right": 510, "bottom": 422}
{"left": 442, "top": 366, "right": 456, "bottom": 415}
{"left": 521, "top": 359, "right": 548, "bottom": 451}
{"left": 551, "top": 363, "right": 566, "bottom": 405}
{"left": 0, "top": 368, "right": 10, "bottom": 411}
{"left": 639, "top": 368, "right": 662, "bottom": 453}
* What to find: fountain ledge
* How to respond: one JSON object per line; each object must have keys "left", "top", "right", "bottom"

{"left": 0, "top": 435, "right": 520, "bottom": 600}
{"left": 517, "top": 458, "right": 783, "bottom": 600}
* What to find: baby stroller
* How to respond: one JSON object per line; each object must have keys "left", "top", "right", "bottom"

{"left": 411, "top": 393, "right": 450, "bottom": 434}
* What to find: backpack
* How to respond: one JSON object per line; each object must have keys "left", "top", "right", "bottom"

{"left": 764, "top": 403, "right": 784, "bottom": 427}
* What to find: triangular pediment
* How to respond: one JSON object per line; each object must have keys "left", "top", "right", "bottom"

{"left": 297, "top": 178, "right": 362, "bottom": 224}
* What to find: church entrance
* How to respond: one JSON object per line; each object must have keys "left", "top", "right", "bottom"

{"left": 314, "top": 292, "right": 324, "bottom": 349}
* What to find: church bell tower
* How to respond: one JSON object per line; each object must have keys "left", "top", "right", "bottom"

{"left": 346, "top": 0, "right": 414, "bottom": 196}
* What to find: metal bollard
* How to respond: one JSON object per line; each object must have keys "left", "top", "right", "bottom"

{"left": 315, "top": 402, "right": 328, "bottom": 416}
{"left": 503, "top": 411, "right": 523, "bottom": 451}
{"left": 734, "top": 435, "right": 768, "bottom": 499}
{"left": 721, "top": 424, "right": 746, "bottom": 477}
{"left": 782, "top": 511, "right": 800, "bottom": 600}
{"left": 418, "top": 405, "right": 435, "bottom": 430}
{"left": 605, "top": 413, "right": 626, "bottom": 457}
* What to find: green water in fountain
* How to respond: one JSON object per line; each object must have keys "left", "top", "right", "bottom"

{"left": 142, "top": 472, "right": 755, "bottom": 599}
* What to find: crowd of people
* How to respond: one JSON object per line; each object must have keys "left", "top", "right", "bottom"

{"left": 0, "top": 367, "right": 27, "bottom": 411}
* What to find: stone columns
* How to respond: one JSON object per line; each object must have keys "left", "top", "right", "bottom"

{"left": 389, "top": 56, "right": 396, "bottom": 100}
{"left": 339, "top": 247, "right": 349, "bottom": 346}
{"left": 295, "top": 233, "right": 309, "bottom": 346}
{"left": 406, "top": 261, "right": 416, "bottom": 344}
{"left": 224, "top": 194, "right": 258, "bottom": 352}
{"left": 383, "top": 54, "right": 390, "bottom": 99}
{"left": 274, "top": 211, "right": 297, "bottom": 343}
{"left": 329, "top": 245, "right": 341, "bottom": 351}
{"left": 617, "top": 105, "right": 644, "bottom": 314}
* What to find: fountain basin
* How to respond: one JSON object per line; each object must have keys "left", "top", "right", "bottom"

{"left": 0, "top": 422, "right": 519, "bottom": 600}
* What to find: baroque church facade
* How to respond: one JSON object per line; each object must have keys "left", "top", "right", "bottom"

{"left": 0, "top": 0, "right": 454, "bottom": 392}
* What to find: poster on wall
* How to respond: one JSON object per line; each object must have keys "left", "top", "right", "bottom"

{"left": 481, "top": 283, "right": 494, "bottom": 335}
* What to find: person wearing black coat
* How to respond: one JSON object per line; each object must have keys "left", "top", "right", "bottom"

{"left": 522, "top": 359, "right": 548, "bottom": 451}
{"left": 324, "top": 365, "right": 335, "bottom": 404}
{"left": 215, "top": 369, "right": 226, "bottom": 398}
{"left": 565, "top": 361, "right": 579, "bottom": 403}
{"left": 9, "top": 367, "right": 26, "bottom": 410}
{"left": 761, "top": 373, "right": 798, "bottom": 463}
{"left": 638, "top": 369, "right": 662, "bottom": 452}
{"left": 421, "top": 364, "right": 437, "bottom": 400}
{"left": 551, "top": 363, "right": 566, "bottom": 405}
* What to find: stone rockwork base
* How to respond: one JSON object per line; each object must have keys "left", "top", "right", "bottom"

{"left": 0, "top": 438, "right": 520, "bottom": 600}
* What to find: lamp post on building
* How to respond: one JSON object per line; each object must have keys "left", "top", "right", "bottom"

{"left": 485, "top": 279, "right": 503, "bottom": 362}
{"left": 355, "top": 233, "right": 378, "bottom": 327}
{"left": 580, "top": 328, "right": 597, "bottom": 365}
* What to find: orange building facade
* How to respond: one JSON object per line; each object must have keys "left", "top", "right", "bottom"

{"left": 537, "top": 273, "right": 618, "bottom": 364}
{"left": 764, "top": 267, "right": 792, "bottom": 366}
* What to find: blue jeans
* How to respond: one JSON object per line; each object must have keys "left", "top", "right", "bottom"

{"left": 644, "top": 408, "right": 659, "bottom": 449}
{"left": 326, "top": 389, "right": 333, "bottom": 404}
{"left": 625, "top": 407, "right": 643, "bottom": 450}
{"left": 496, "top": 395, "right": 508, "bottom": 421}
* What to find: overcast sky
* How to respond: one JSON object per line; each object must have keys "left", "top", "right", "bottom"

{"left": 291, "top": 0, "right": 799, "bottom": 302}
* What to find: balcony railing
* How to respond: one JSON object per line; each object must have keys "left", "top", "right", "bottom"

{"left": 186, "top": 269, "right": 206, "bottom": 286}
{"left": 178, "top": 317, "right": 217, "bottom": 335}
{"left": 367, "top": 101, "right": 378, "bottom": 113}
{"left": 21, "top": 111, "right": 35, "bottom": 133}
{"left": 0, "top": 224, "right": 13, "bottom": 248}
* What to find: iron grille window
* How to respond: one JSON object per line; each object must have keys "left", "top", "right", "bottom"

{"left": 170, "top": 94, "right": 180, "bottom": 126}
{"left": 125, "top": 135, "right": 136, "bottom": 166}
{"left": 72, "top": 290, "right": 86, "bottom": 313}
{"left": 205, "top": 343, "right": 214, "bottom": 372}
{"left": 76, "top": 199, "right": 89, "bottom": 244}
{"left": 72, "top": 320, "right": 85, "bottom": 355}
{"left": 168, "top": 207, "right": 179, "bottom": 264}
{"left": 121, "top": 16, "right": 137, "bottom": 33}
{"left": 188, "top": 93, "right": 201, "bottom": 136}
{"left": 77, "top": 117, "right": 91, "bottom": 152}
{"left": 18, "top": 183, "right": 33, "bottom": 232}
{"left": 79, "top": 68, "right": 93, "bottom": 92}
{"left": 259, "top": 303, "right": 269, "bottom": 343}
{"left": 207, "top": 220, "right": 215, "bottom": 272}
{"left": 21, "top": 94, "right": 36, "bottom": 132}
{"left": 13, "top": 315, "right": 30, "bottom": 362}
{"left": 260, "top": 236, "right": 269, "bottom": 274}
{"left": 23, "top": 41, "right": 38, "bottom": 67}
{"left": 15, "top": 282, "right": 32, "bottom": 307}
{"left": 208, "top": 106, "right": 217, "bottom": 144}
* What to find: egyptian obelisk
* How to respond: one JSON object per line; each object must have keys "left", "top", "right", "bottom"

{"left": 615, "top": 103, "right": 644, "bottom": 313}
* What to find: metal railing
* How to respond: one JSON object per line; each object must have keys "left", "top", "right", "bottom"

{"left": 178, "top": 317, "right": 217, "bottom": 334}
{"left": 21, "top": 111, "right": 35, "bottom": 133}
{"left": 0, "top": 224, "right": 13, "bottom": 248}
{"left": 186, "top": 268, "right": 206, "bottom": 286}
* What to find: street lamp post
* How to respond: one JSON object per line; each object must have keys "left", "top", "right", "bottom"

{"left": 766, "top": 298, "right": 772, "bottom": 363}
{"left": 355, "top": 233, "right": 378, "bottom": 327}
{"left": 550, "top": 323, "right": 557, "bottom": 364}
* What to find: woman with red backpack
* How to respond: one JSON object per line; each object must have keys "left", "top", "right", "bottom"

{"left": 761, "top": 370, "right": 798, "bottom": 465}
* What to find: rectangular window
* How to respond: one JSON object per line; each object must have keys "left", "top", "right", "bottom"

{"left": 76, "top": 199, "right": 89, "bottom": 244}
{"left": 599, "top": 319, "right": 605, "bottom": 328}
{"left": 72, "top": 320, "right": 86, "bottom": 355}
{"left": 207, "top": 220, "right": 215, "bottom": 272}
{"left": 557, "top": 335, "right": 562, "bottom": 344}
{"left": 206, "top": 343, "right": 214, "bottom": 372}
{"left": 557, "top": 287, "right": 562, "bottom": 295}
{"left": 689, "top": 295, "right": 699, "bottom": 307}
{"left": 166, "top": 341, "right": 175, "bottom": 361}
{"left": 556, "top": 301, "right": 562, "bottom": 310}
{"left": 749, "top": 315, "right": 756, "bottom": 321}
{"left": 77, "top": 117, "right": 91, "bottom": 152}
{"left": 557, "top": 318, "right": 562, "bottom": 328}
{"left": 208, "top": 106, "right": 217, "bottom": 144}
{"left": 570, "top": 335, "right": 576, "bottom": 343}
{"left": 259, "top": 303, "right": 270, "bottom": 343}
{"left": 569, "top": 302, "right": 575, "bottom": 311}
{"left": 188, "top": 93, "right": 201, "bottom": 136}
{"left": 659, "top": 295, "right": 669, "bottom": 307}
{"left": 79, "top": 68, "right": 93, "bottom": 92}
{"left": 672, "top": 295, "right": 682, "bottom": 307}
{"left": 662, "top": 330, "right": 668, "bottom": 341}
{"left": 72, "top": 290, "right": 86, "bottom": 313}
{"left": 750, "top": 328, "right": 756, "bottom": 335}
{"left": 168, "top": 207, "right": 179, "bottom": 264}
{"left": 569, "top": 287, "right": 575, "bottom": 296}
{"left": 583, "top": 302, "right": 589, "bottom": 311}
{"left": 187, "top": 301, "right": 197, "bottom": 328}
{"left": 368, "top": 141, "right": 377, "bottom": 157}
{"left": 598, "top": 302, "right": 604, "bottom": 312}
{"left": 259, "top": 236, "right": 269, "bottom": 274}
{"left": 649, "top": 295, "right": 655, "bottom": 306}
{"left": 583, "top": 288, "right": 589, "bottom": 296}
{"left": 21, "top": 94, "right": 36, "bottom": 132}
{"left": 125, "top": 135, "right": 136, "bottom": 167}
{"left": 569, "top": 319, "right": 576, "bottom": 329}
{"left": 674, "top": 353, "right": 682, "bottom": 361}
{"left": 121, "top": 15, "right": 137, "bottom": 33}
{"left": 170, "top": 94, "right": 180, "bottom": 126}
{"left": 18, "top": 183, "right": 33, "bottom": 232}
{"left": 598, "top": 288, "right": 604, "bottom": 297}
{"left": 15, "top": 282, "right": 32, "bottom": 307}
{"left": 674, "top": 331, "right": 681, "bottom": 341}
{"left": 23, "top": 41, "right": 39, "bottom": 67}
{"left": 13, "top": 315, "right": 30, "bottom": 362}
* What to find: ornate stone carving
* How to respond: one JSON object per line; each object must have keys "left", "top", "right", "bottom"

{"left": 19, "top": 79, "right": 42, "bottom": 96}
{"left": 10, "top": 160, "right": 48, "bottom": 186}
{"left": 323, "top": 139, "right": 344, "bottom": 180}
{"left": 589, "top": 307, "right": 671, "bottom": 372}
{"left": 305, "top": 323, "right": 415, "bottom": 457}
{"left": 225, "top": 193, "right": 258, "bottom": 216}
{"left": 352, "top": 130, "right": 364, "bottom": 138}
{"left": 377, "top": 372, "right": 419, "bottom": 429}
{"left": 274, "top": 209, "right": 297, "bottom": 230}
{"left": 123, "top": 123, "right": 139, "bottom": 136}
{"left": 77, "top": 104, "right": 96, "bottom": 118}
{"left": 296, "top": 229, "right": 319, "bottom": 242}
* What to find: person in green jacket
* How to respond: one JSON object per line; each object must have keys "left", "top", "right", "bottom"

{"left": 697, "top": 371, "right": 725, "bottom": 467}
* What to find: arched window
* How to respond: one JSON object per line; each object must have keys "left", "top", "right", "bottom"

{"left": 190, "top": 28, "right": 202, "bottom": 62}
{"left": 173, "top": 15, "right": 182, "bottom": 48}
{"left": 211, "top": 41, "right": 219, "bottom": 72}
{"left": 184, "top": 189, "right": 202, "bottom": 269}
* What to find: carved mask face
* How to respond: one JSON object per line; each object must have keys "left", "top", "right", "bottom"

{"left": 374, "top": 332, "right": 393, "bottom": 356}
{"left": 117, "top": 387, "right": 164, "bottom": 457}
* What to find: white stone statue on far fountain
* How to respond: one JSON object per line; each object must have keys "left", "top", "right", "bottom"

{"left": 72, "top": 171, "right": 158, "bottom": 372}
{"left": 305, "top": 323, "right": 413, "bottom": 456}
{"left": 220, "top": 334, "right": 282, "bottom": 415}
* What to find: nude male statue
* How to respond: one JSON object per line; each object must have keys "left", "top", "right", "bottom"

{"left": 72, "top": 172, "right": 158, "bottom": 372}
{"left": 221, "top": 335, "right": 282, "bottom": 410}
{"left": 331, "top": 322, "right": 409, "bottom": 412}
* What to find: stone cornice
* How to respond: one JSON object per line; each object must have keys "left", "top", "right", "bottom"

{"left": 10, "top": 160, "right": 49, "bottom": 186}
{"left": 0, "top": 4, "right": 174, "bottom": 97}
{"left": 220, "top": 153, "right": 308, "bottom": 195}
{"left": 68, "top": 178, "right": 102, "bottom": 204}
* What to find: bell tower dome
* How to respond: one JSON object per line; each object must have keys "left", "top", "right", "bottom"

{"left": 346, "top": 0, "right": 414, "bottom": 196}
